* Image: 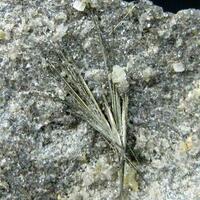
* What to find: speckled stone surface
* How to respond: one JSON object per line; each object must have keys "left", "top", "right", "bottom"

{"left": 0, "top": 0, "right": 200, "bottom": 199}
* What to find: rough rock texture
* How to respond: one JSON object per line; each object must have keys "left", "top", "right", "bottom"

{"left": 0, "top": 0, "right": 200, "bottom": 199}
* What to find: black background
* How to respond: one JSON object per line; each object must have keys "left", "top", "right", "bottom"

{"left": 123, "top": 0, "right": 200, "bottom": 13}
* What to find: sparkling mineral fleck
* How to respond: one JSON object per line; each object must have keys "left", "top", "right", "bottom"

{"left": 172, "top": 62, "right": 185, "bottom": 72}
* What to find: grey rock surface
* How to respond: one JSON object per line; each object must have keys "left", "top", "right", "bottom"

{"left": 0, "top": 0, "right": 200, "bottom": 199}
